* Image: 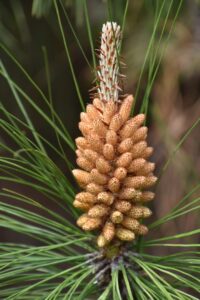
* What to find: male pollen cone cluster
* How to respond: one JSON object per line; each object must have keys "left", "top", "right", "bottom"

{"left": 72, "top": 22, "right": 157, "bottom": 248}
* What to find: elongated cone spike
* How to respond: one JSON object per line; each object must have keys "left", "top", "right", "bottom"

{"left": 75, "top": 137, "right": 90, "bottom": 149}
{"left": 96, "top": 157, "right": 112, "bottom": 174}
{"left": 119, "top": 188, "right": 136, "bottom": 200}
{"left": 82, "top": 218, "right": 102, "bottom": 231}
{"left": 73, "top": 21, "right": 156, "bottom": 248}
{"left": 108, "top": 177, "right": 120, "bottom": 193}
{"left": 88, "top": 204, "right": 110, "bottom": 218}
{"left": 132, "top": 126, "right": 148, "bottom": 143}
{"left": 103, "top": 101, "right": 117, "bottom": 124}
{"left": 116, "top": 152, "right": 133, "bottom": 168}
{"left": 103, "top": 221, "right": 115, "bottom": 241}
{"left": 77, "top": 214, "right": 89, "bottom": 227}
{"left": 114, "top": 167, "right": 127, "bottom": 180}
{"left": 103, "top": 144, "right": 115, "bottom": 160}
{"left": 118, "top": 138, "right": 133, "bottom": 153}
{"left": 116, "top": 228, "right": 135, "bottom": 241}
{"left": 97, "top": 192, "right": 114, "bottom": 205}
{"left": 122, "top": 217, "right": 140, "bottom": 231}
{"left": 90, "top": 169, "right": 108, "bottom": 185}
{"left": 114, "top": 200, "right": 132, "bottom": 213}
{"left": 84, "top": 149, "right": 98, "bottom": 162}
{"left": 86, "top": 183, "right": 104, "bottom": 194}
{"left": 73, "top": 200, "right": 91, "bottom": 211}
{"left": 110, "top": 211, "right": 124, "bottom": 224}
{"left": 97, "top": 234, "right": 107, "bottom": 247}
{"left": 135, "top": 224, "right": 149, "bottom": 235}
{"left": 127, "top": 206, "right": 152, "bottom": 219}
{"left": 86, "top": 104, "right": 100, "bottom": 120}
{"left": 75, "top": 192, "right": 96, "bottom": 204}
{"left": 72, "top": 170, "right": 91, "bottom": 185}
{"left": 106, "top": 130, "right": 118, "bottom": 145}
{"left": 141, "top": 191, "right": 155, "bottom": 202}
{"left": 119, "top": 95, "right": 134, "bottom": 122}
{"left": 128, "top": 158, "right": 146, "bottom": 173}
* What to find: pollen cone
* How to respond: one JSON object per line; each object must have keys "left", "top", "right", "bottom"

{"left": 73, "top": 95, "right": 156, "bottom": 247}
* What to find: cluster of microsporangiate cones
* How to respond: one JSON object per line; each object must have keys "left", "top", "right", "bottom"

{"left": 72, "top": 21, "right": 156, "bottom": 248}
{"left": 73, "top": 95, "right": 157, "bottom": 248}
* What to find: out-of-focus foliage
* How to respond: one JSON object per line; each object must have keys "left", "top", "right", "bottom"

{"left": 0, "top": 0, "right": 199, "bottom": 298}
{"left": 32, "top": 0, "right": 53, "bottom": 18}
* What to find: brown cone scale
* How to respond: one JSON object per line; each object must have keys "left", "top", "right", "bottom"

{"left": 73, "top": 95, "right": 156, "bottom": 247}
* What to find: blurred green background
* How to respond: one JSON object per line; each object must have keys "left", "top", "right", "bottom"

{"left": 0, "top": 0, "right": 199, "bottom": 253}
